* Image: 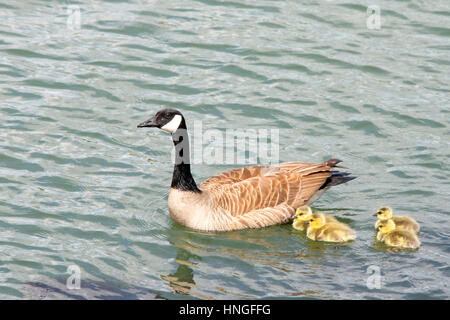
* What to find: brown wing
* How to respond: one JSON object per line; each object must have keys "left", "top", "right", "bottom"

{"left": 200, "top": 160, "right": 340, "bottom": 217}
{"left": 199, "top": 165, "right": 269, "bottom": 191}
{"left": 200, "top": 161, "right": 328, "bottom": 191}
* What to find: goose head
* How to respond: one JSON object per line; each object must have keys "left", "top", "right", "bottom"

{"left": 295, "top": 205, "right": 313, "bottom": 222}
{"left": 374, "top": 206, "right": 393, "bottom": 219}
{"left": 376, "top": 219, "right": 396, "bottom": 233}
{"left": 307, "top": 213, "right": 326, "bottom": 230}
{"left": 137, "top": 108, "right": 199, "bottom": 192}
{"left": 137, "top": 108, "right": 185, "bottom": 133}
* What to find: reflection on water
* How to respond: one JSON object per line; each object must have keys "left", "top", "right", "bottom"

{"left": 160, "top": 248, "right": 201, "bottom": 298}
{"left": 163, "top": 222, "right": 362, "bottom": 299}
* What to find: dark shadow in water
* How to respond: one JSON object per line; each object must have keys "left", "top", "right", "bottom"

{"left": 25, "top": 277, "right": 159, "bottom": 300}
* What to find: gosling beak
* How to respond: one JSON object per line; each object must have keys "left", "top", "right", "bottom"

{"left": 373, "top": 213, "right": 378, "bottom": 217}
{"left": 137, "top": 116, "right": 158, "bottom": 128}
{"left": 376, "top": 227, "right": 380, "bottom": 231}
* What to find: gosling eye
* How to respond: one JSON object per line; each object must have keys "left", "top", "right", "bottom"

{"left": 299, "top": 213, "right": 304, "bottom": 216}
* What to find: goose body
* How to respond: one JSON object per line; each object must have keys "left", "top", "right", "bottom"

{"left": 138, "top": 109, "right": 356, "bottom": 232}
{"left": 376, "top": 219, "right": 420, "bottom": 249}
{"left": 374, "top": 207, "right": 420, "bottom": 234}
{"left": 306, "top": 213, "right": 356, "bottom": 242}
{"left": 293, "top": 205, "right": 338, "bottom": 231}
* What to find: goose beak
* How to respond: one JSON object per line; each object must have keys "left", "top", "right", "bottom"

{"left": 137, "top": 117, "right": 158, "bottom": 128}
{"left": 373, "top": 213, "right": 378, "bottom": 217}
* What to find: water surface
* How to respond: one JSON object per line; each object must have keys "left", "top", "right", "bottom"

{"left": 0, "top": 0, "right": 449, "bottom": 299}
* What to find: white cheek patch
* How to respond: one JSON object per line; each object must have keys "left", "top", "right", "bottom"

{"left": 161, "top": 114, "right": 182, "bottom": 133}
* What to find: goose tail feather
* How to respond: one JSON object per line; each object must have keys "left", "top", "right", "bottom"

{"left": 319, "top": 170, "right": 357, "bottom": 190}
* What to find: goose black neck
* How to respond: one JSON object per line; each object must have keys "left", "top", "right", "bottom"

{"left": 170, "top": 119, "right": 201, "bottom": 193}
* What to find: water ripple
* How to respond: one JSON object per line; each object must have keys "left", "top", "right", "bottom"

{"left": 0, "top": 0, "right": 448, "bottom": 300}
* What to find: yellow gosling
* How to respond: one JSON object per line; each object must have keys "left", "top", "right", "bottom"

{"left": 306, "top": 213, "right": 356, "bottom": 242}
{"left": 292, "top": 206, "right": 338, "bottom": 231}
{"left": 374, "top": 206, "right": 420, "bottom": 233}
{"left": 377, "top": 219, "right": 420, "bottom": 249}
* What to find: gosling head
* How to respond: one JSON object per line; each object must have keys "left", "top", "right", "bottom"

{"left": 377, "top": 219, "right": 396, "bottom": 234}
{"left": 307, "top": 213, "right": 326, "bottom": 230}
{"left": 295, "top": 206, "right": 313, "bottom": 221}
{"left": 374, "top": 206, "right": 393, "bottom": 219}
{"left": 137, "top": 108, "right": 185, "bottom": 134}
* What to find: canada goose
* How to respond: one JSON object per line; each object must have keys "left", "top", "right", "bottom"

{"left": 137, "top": 108, "right": 356, "bottom": 232}
{"left": 374, "top": 206, "right": 420, "bottom": 233}
{"left": 376, "top": 219, "right": 420, "bottom": 249}
{"left": 292, "top": 205, "right": 338, "bottom": 231}
{"left": 305, "top": 213, "right": 356, "bottom": 242}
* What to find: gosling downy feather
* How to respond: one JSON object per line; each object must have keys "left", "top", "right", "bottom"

{"left": 138, "top": 109, "right": 356, "bottom": 232}
{"left": 374, "top": 206, "right": 420, "bottom": 233}
{"left": 293, "top": 205, "right": 338, "bottom": 231}
{"left": 376, "top": 219, "right": 420, "bottom": 249}
{"left": 306, "top": 213, "right": 356, "bottom": 242}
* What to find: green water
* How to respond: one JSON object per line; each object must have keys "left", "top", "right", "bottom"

{"left": 0, "top": 0, "right": 449, "bottom": 299}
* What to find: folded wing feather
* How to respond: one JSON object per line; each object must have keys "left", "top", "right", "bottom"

{"left": 199, "top": 161, "right": 334, "bottom": 221}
